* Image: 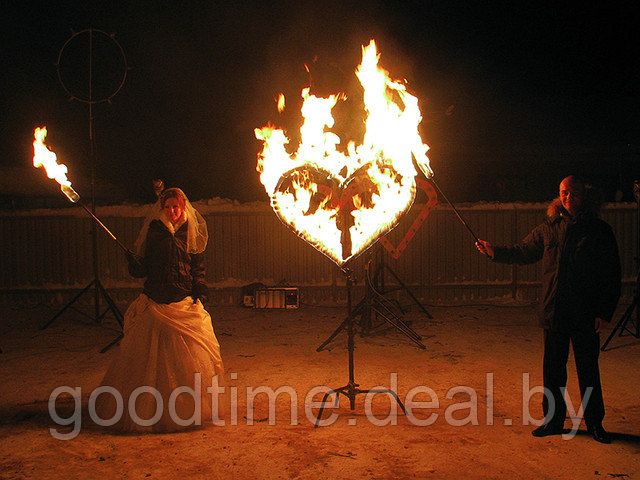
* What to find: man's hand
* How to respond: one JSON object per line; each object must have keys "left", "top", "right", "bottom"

{"left": 595, "top": 317, "right": 607, "bottom": 333}
{"left": 476, "top": 240, "right": 495, "bottom": 259}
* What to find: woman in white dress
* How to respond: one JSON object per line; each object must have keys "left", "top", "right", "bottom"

{"left": 95, "top": 188, "right": 224, "bottom": 432}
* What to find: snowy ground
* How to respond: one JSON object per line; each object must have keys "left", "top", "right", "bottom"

{"left": 1, "top": 299, "right": 639, "bottom": 479}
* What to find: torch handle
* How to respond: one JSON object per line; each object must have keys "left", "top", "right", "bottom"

{"left": 428, "top": 177, "right": 480, "bottom": 244}
{"left": 80, "top": 203, "right": 130, "bottom": 253}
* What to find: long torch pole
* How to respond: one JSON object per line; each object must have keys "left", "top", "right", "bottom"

{"left": 79, "top": 203, "right": 129, "bottom": 253}
{"left": 60, "top": 184, "right": 129, "bottom": 253}
{"left": 428, "top": 176, "right": 480, "bottom": 244}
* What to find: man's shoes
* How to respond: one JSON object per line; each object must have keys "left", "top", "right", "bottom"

{"left": 587, "top": 424, "right": 611, "bottom": 444}
{"left": 531, "top": 423, "right": 565, "bottom": 437}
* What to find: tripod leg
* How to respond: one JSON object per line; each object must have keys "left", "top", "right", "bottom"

{"left": 99, "top": 333, "right": 124, "bottom": 354}
{"left": 368, "top": 291, "right": 425, "bottom": 346}
{"left": 388, "top": 390, "right": 407, "bottom": 415}
{"left": 601, "top": 298, "right": 637, "bottom": 351}
{"left": 316, "top": 301, "right": 366, "bottom": 351}
{"left": 40, "top": 280, "right": 95, "bottom": 330}
{"left": 622, "top": 293, "right": 640, "bottom": 338}
{"left": 314, "top": 388, "right": 347, "bottom": 427}
{"left": 314, "top": 390, "right": 333, "bottom": 427}
{"left": 384, "top": 265, "right": 433, "bottom": 319}
{"left": 316, "top": 318, "right": 349, "bottom": 352}
{"left": 374, "top": 297, "right": 423, "bottom": 341}
{"left": 363, "top": 261, "right": 427, "bottom": 348}
{"left": 95, "top": 280, "right": 124, "bottom": 327}
{"left": 362, "top": 388, "right": 408, "bottom": 415}
{"left": 95, "top": 280, "right": 125, "bottom": 352}
{"left": 371, "top": 305, "right": 426, "bottom": 349}
{"left": 314, "top": 386, "right": 409, "bottom": 427}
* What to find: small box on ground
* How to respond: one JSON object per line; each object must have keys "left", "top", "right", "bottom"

{"left": 254, "top": 287, "right": 299, "bottom": 309}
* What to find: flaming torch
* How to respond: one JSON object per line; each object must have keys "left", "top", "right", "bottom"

{"left": 32, "top": 127, "right": 128, "bottom": 253}
{"left": 33, "top": 127, "right": 80, "bottom": 203}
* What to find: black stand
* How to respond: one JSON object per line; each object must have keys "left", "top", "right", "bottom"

{"left": 602, "top": 268, "right": 640, "bottom": 351}
{"left": 371, "top": 246, "right": 433, "bottom": 321}
{"left": 602, "top": 180, "right": 640, "bottom": 351}
{"left": 40, "top": 279, "right": 124, "bottom": 353}
{"left": 314, "top": 268, "right": 408, "bottom": 427}
{"left": 316, "top": 254, "right": 426, "bottom": 351}
{"left": 39, "top": 149, "right": 125, "bottom": 352}
{"left": 40, "top": 29, "right": 128, "bottom": 352}
{"left": 38, "top": 171, "right": 125, "bottom": 352}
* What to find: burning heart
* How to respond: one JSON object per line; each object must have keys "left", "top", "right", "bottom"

{"left": 255, "top": 40, "right": 433, "bottom": 266}
{"left": 273, "top": 163, "right": 415, "bottom": 264}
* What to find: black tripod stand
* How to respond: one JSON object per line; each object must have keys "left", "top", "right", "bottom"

{"left": 602, "top": 269, "right": 640, "bottom": 351}
{"left": 314, "top": 268, "right": 408, "bottom": 427}
{"left": 40, "top": 277, "right": 124, "bottom": 353}
{"left": 370, "top": 245, "right": 433, "bottom": 323}
{"left": 316, "top": 253, "right": 426, "bottom": 351}
{"left": 40, "top": 29, "right": 127, "bottom": 353}
{"left": 602, "top": 179, "right": 640, "bottom": 351}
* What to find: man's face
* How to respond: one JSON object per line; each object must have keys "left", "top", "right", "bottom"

{"left": 559, "top": 178, "right": 583, "bottom": 216}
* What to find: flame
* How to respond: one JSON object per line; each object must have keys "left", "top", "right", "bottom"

{"left": 32, "top": 127, "right": 80, "bottom": 203}
{"left": 254, "top": 40, "right": 432, "bottom": 265}
{"left": 277, "top": 93, "right": 285, "bottom": 113}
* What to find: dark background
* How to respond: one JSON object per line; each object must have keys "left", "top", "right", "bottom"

{"left": 2, "top": 1, "right": 639, "bottom": 205}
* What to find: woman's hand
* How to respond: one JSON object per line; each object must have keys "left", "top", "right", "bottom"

{"left": 125, "top": 249, "right": 146, "bottom": 277}
{"left": 192, "top": 282, "right": 210, "bottom": 305}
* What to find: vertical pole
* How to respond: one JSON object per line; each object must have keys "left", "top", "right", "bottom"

{"left": 89, "top": 29, "right": 100, "bottom": 322}
{"left": 379, "top": 247, "right": 386, "bottom": 293}
{"left": 346, "top": 274, "right": 355, "bottom": 410}
{"left": 635, "top": 180, "right": 640, "bottom": 329}
{"left": 512, "top": 205, "right": 518, "bottom": 301}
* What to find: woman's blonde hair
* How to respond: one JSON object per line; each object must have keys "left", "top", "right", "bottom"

{"left": 160, "top": 187, "right": 186, "bottom": 209}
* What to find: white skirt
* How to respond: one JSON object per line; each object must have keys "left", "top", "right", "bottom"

{"left": 95, "top": 294, "right": 224, "bottom": 433}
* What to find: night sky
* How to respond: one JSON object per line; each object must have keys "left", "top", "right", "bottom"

{"left": 2, "top": 1, "right": 639, "bottom": 204}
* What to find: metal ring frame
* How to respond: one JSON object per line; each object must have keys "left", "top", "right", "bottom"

{"left": 56, "top": 28, "right": 127, "bottom": 104}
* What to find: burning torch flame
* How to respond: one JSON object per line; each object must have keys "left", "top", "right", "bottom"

{"left": 32, "top": 127, "right": 80, "bottom": 203}
{"left": 277, "top": 93, "right": 285, "bottom": 113}
{"left": 31, "top": 126, "right": 131, "bottom": 252}
{"left": 254, "top": 40, "right": 433, "bottom": 265}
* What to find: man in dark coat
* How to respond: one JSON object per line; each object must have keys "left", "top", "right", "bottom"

{"left": 476, "top": 176, "right": 621, "bottom": 443}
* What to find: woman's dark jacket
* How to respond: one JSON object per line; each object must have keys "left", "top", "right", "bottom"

{"left": 492, "top": 196, "right": 621, "bottom": 331}
{"left": 129, "top": 219, "right": 206, "bottom": 304}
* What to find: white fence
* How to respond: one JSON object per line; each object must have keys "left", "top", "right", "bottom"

{"left": 1, "top": 202, "right": 636, "bottom": 306}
